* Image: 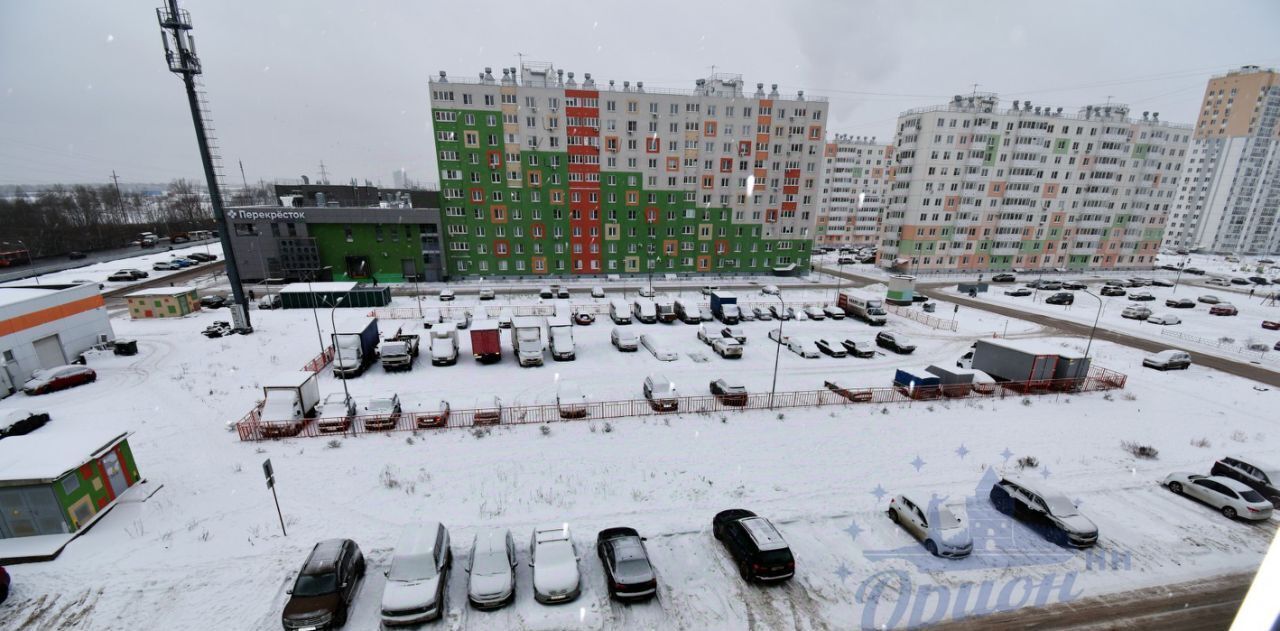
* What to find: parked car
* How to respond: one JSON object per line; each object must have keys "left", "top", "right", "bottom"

{"left": 1210, "top": 303, "right": 1238, "bottom": 316}
{"left": 696, "top": 325, "right": 717, "bottom": 346}
{"left": 611, "top": 327, "right": 639, "bottom": 352}
{"left": 837, "top": 256, "right": 856, "bottom": 265}
{"left": 803, "top": 306, "right": 826, "bottom": 320}
{"left": 1163, "top": 473, "right": 1274, "bottom": 521}
{"left": 120, "top": 268, "right": 149, "bottom": 278}
{"left": 711, "top": 337, "right": 743, "bottom": 359}
{"left": 1248, "top": 276, "right": 1271, "bottom": 285}
{"left": 1045, "top": 292, "right": 1074, "bottom": 305}
{"left": 22, "top": 365, "right": 96, "bottom": 395}
{"left": 876, "top": 331, "right": 916, "bottom": 354}
{"left": 258, "top": 294, "right": 283, "bottom": 309}
{"left": 785, "top": 336, "right": 821, "bottom": 358}
{"left": 1230, "top": 277, "right": 1251, "bottom": 286}
{"left": 1211, "top": 457, "right": 1280, "bottom": 509}
{"left": 1100, "top": 286, "right": 1126, "bottom": 297}
{"left": 769, "top": 304, "right": 794, "bottom": 320}
{"left": 739, "top": 308, "right": 756, "bottom": 322}
{"left": 643, "top": 374, "right": 678, "bottom": 411}
{"left": 202, "top": 321, "right": 233, "bottom": 338}
{"left": 1143, "top": 350, "right": 1192, "bottom": 371}
{"left": 1197, "top": 294, "right": 1221, "bottom": 304}
{"left": 1151, "top": 278, "right": 1175, "bottom": 288}
{"left": 989, "top": 476, "right": 1098, "bottom": 547}
{"left": 710, "top": 379, "right": 748, "bottom": 406}
{"left": 823, "top": 305, "right": 845, "bottom": 320}
{"left": 1104, "top": 279, "right": 1132, "bottom": 288}
{"left": 556, "top": 287, "right": 571, "bottom": 299}
{"left": 841, "top": 339, "right": 876, "bottom": 358}
{"left": 473, "top": 396, "right": 504, "bottom": 426}
{"left": 752, "top": 306, "right": 773, "bottom": 321}
{"left": 282, "top": 539, "right": 365, "bottom": 630}
{"left": 590, "top": 286, "right": 606, "bottom": 298}
{"left": 1127, "top": 291, "right": 1155, "bottom": 302}
{"left": 700, "top": 285, "right": 719, "bottom": 296}
{"left": 556, "top": 381, "right": 589, "bottom": 419}
{"left": 68, "top": 250, "right": 87, "bottom": 260}
{"left": 1183, "top": 267, "right": 1206, "bottom": 275}
{"left": 467, "top": 528, "right": 517, "bottom": 609}
{"left": 1146, "top": 313, "right": 1181, "bottom": 325}
{"left": 361, "top": 394, "right": 402, "bottom": 431}
{"left": 414, "top": 400, "right": 452, "bottom": 429}
{"left": 761, "top": 284, "right": 780, "bottom": 296}
{"left": 991, "top": 273, "right": 1016, "bottom": 283}
{"left": 150, "top": 261, "right": 177, "bottom": 272}
{"left": 596, "top": 527, "right": 658, "bottom": 601}
{"left": 720, "top": 326, "right": 746, "bottom": 344}
{"left": 0, "top": 409, "right": 51, "bottom": 439}
{"left": 815, "top": 338, "right": 847, "bottom": 357}
{"left": 1004, "top": 288, "right": 1032, "bottom": 297}
{"left": 199, "top": 295, "right": 228, "bottom": 309}
{"left": 187, "top": 252, "right": 216, "bottom": 262}
{"left": 640, "top": 334, "right": 677, "bottom": 361}
{"left": 530, "top": 525, "right": 582, "bottom": 604}
{"left": 0, "top": 565, "right": 7, "bottom": 604}
{"left": 539, "top": 286, "right": 554, "bottom": 299}
{"left": 1263, "top": 320, "right": 1280, "bottom": 331}
{"left": 437, "top": 289, "right": 455, "bottom": 302}
{"left": 170, "top": 257, "right": 195, "bottom": 267}
{"left": 712, "top": 509, "right": 794, "bottom": 582}
{"left": 1061, "top": 281, "right": 1087, "bottom": 290}
{"left": 1206, "top": 277, "right": 1231, "bottom": 287}
{"left": 1128, "top": 277, "right": 1153, "bottom": 287}
{"left": 886, "top": 495, "right": 972, "bottom": 558}
{"left": 1120, "top": 305, "right": 1152, "bottom": 320}
{"left": 316, "top": 393, "right": 357, "bottom": 433}
{"left": 1165, "top": 298, "right": 1195, "bottom": 309}
{"left": 637, "top": 286, "right": 655, "bottom": 298}
{"left": 381, "top": 523, "right": 451, "bottom": 625}
{"left": 477, "top": 287, "right": 496, "bottom": 301}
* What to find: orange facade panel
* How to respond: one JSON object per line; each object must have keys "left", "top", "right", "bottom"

{"left": 0, "top": 294, "right": 106, "bottom": 337}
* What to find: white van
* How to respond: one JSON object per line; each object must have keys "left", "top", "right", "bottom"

{"left": 674, "top": 298, "right": 702, "bottom": 324}
{"left": 381, "top": 522, "right": 452, "bottom": 625}
{"left": 633, "top": 298, "right": 657, "bottom": 324}
{"left": 609, "top": 299, "right": 632, "bottom": 325}
{"left": 498, "top": 307, "right": 515, "bottom": 329}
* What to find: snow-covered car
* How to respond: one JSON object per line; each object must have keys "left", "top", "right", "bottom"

{"left": 596, "top": 527, "right": 658, "bottom": 601}
{"left": 478, "top": 287, "right": 496, "bottom": 300}
{"left": 841, "top": 339, "right": 876, "bottom": 358}
{"left": 202, "top": 321, "right": 232, "bottom": 338}
{"left": 696, "top": 325, "right": 716, "bottom": 346}
{"left": 643, "top": 374, "right": 678, "bottom": 411}
{"left": 1100, "top": 286, "right": 1126, "bottom": 297}
{"left": 199, "top": 295, "right": 228, "bottom": 309}
{"left": 640, "top": 335, "right": 677, "bottom": 361}
{"left": 815, "top": 338, "right": 846, "bottom": 357}
{"left": 710, "top": 337, "right": 743, "bottom": 359}
{"left": 990, "top": 476, "right": 1099, "bottom": 547}
{"left": 530, "top": 526, "right": 581, "bottom": 604}
{"left": 590, "top": 286, "right": 605, "bottom": 298}
{"left": 823, "top": 305, "right": 845, "bottom": 320}
{"left": 761, "top": 284, "right": 780, "bottom": 296}
{"left": 803, "top": 306, "right": 826, "bottom": 320}
{"left": 769, "top": 304, "right": 794, "bottom": 320}
{"left": 573, "top": 312, "right": 594, "bottom": 326}
{"left": 752, "top": 306, "right": 773, "bottom": 321}
{"left": 150, "top": 261, "right": 178, "bottom": 272}
{"left": 556, "top": 381, "right": 589, "bottom": 419}
{"left": 1163, "top": 473, "right": 1274, "bottom": 521}
{"left": 709, "top": 379, "right": 748, "bottom": 406}
{"left": 1127, "top": 291, "right": 1155, "bottom": 302}
{"left": 1, "top": 409, "right": 51, "bottom": 439}
{"left": 1211, "top": 457, "right": 1280, "bottom": 509}
{"left": 887, "top": 494, "right": 972, "bottom": 558}
{"left": 1143, "top": 350, "right": 1192, "bottom": 371}
{"left": 413, "top": 400, "right": 451, "bottom": 428}
{"left": 1197, "top": 294, "right": 1221, "bottom": 304}
{"left": 473, "top": 396, "right": 503, "bottom": 425}
{"left": 257, "top": 294, "right": 282, "bottom": 309}
{"left": 467, "top": 529, "right": 517, "bottom": 609}
{"left": 720, "top": 326, "right": 746, "bottom": 344}
{"left": 876, "top": 331, "right": 916, "bottom": 354}
{"left": 738, "top": 308, "right": 756, "bottom": 322}
{"left": 1146, "top": 313, "right": 1181, "bottom": 325}
{"left": 1120, "top": 305, "right": 1152, "bottom": 320}
{"left": 785, "top": 336, "right": 821, "bottom": 359}
{"left": 1152, "top": 278, "right": 1175, "bottom": 287}
{"left": 1164, "top": 298, "right": 1195, "bottom": 309}
{"left": 1004, "top": 288, "right": 1032, "bottom": 297}
{"left": 1061, "top": 281, "right": 1087, "bottom": 290}
{"left": 316, "top": 394, "right": 357, "bottom": 433}
{"left": 360, "top": 394, "right": 402, "bottom": 431}
{"left": 637, "top": 286, "right": 655, "bottom": 298}
{"left": 611, "top": 327, "right": 639, "bottom": 352}
{"left": 439, "top": 289, "right": 455, "bottom": 301}
{"left": 1206, "top": 277, "right": 1231, "bottom": 287}
{"left": 381, "top": 523, "right": 451, "bottom": 625}
{"left": 22, "top": 365, "right": 96, "bottom": 395}
{"left": 1209, "top": 303, "right": 1238, "bottom": 316}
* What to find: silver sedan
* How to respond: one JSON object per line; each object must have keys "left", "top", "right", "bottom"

{"left": 887, "top": 494, "right": 973, "bottom": 558}
{"left": 1163, "top": 473, "right": 1274, "bottom": 521}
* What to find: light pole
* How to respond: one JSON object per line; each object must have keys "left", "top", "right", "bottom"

{"left": 768, "top": 292, "right": 785, "bottom": 410}
{"left": 329, "top": 296, "right": 350, "bottom": 403}
{"left": 1082, "top": 287, "right": 1103, "bottom": 359}
{"left": 305, "top": 266, "right": 332, "bottom": 358}
{"left": 1171, "top": 254, "right": 1189, "bottom": 292}
{"left": 834, "top": 256, "right": 845, "bottom": 303}
{"left": 15, "top": 240, "right": 37, "bottom": 285}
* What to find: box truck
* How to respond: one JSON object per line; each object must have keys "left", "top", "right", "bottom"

{"left": 332, "top": 316, "right": 379, "bottom": 378}
{"left": 924, "top": 364, "right": 975, "bottom": 398}
{"left": 379, "top": 326, "right": 420, "bottom": 372}
{"left": 512, "top": 316, "right": 545, "bottom": 366}
{"left": 470, "top": 320, "right": 502, "bottom": 363}
{"left": 654, "top": 298, "right": 677, "bottom": 323}
{"left": 710, "top": 291, "right": 740, "bottom": 324}
{"left": 837, "top": 289, "right": 888, "bottom": 325}
{"left": 969, "top": 339, "right": 1060, "bottom": 387}
{"left": 547, "top": 316, "right": 576, "bottom": 361}
{"left": 259, "top": 371, "right": 321, "bottom": 437}
{"left": 429, "top": 323, "right": 459, "bottom": 366}
{"left": 893, "top": 367, "right": 942, "bottom": 400}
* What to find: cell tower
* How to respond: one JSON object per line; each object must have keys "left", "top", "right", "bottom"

{"left": 157, "top": 0, "right": 251, "bottom": 330}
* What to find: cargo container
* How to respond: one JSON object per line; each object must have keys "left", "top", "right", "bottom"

{"left": 924, "top": 364, "right": 975, "bottom": 397}
{"left": 469, "top": 320, "right": 502, "bottom": 363}
{"left": 970, "top": 339, "right": 1060, "bottom": 387}
{"left": 260, "top": 371, "right": 321, "bottom": 437}
{"left": 1051, "top": 351, "right": 1092, "bottom": 391}
{"left": 893, "top": 367, "right": 942, "bottom": 400}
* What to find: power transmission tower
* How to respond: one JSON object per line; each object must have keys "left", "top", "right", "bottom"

{"left": 318, "top": 161, "right": 329, "bottom": 185}
{"left": 156, "top": 0, "right": 251, "bottom": 330}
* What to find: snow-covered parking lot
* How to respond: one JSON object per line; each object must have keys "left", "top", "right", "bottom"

{"left": 0, "top": 283, "right": 1276, "bottom": 629}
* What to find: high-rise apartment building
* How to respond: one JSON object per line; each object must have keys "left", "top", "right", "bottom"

{"left": 427, "top": 64, "right": 828, "bottom": 277}
{"left": 815, "top": 134, "right": 891, "bottom": 247}
{"left": 878, "top": 94, "right": 1191, "bottom": 273}
{"left": 1166, "top": 66, "right": 1280, "bottom": 254}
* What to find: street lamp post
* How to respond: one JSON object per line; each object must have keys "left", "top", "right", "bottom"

{"left": 1082, "top": 288, "right": 1103, "bottom": 359}
{"left": 305, "top": 266, "right": 332, "bottom": 359}
{"left": 329, "top": 296, "right": 350, "bottom": 403}
{"left": 768, "top": 293, "right": 785, "bottom": 410}
{"left": 14, "top": 240, "right": 37, "bottom": 285}
{"left": 1171, "top": 255, "right": 1189, "bottom": 292}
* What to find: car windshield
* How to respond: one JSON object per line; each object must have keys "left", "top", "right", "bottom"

{"left": 367, "top": 398, "right": 394, "bottom": 412}
{"left": 934, "top": 506, "right": 962, "bottom": 528}
{"left": 516, "top": 329, "right": 539, "bottom": 342}
{"left": 1240, "top": 490, "right": 1265, "bottom": 503}
{"left": 1044, "top": 495, "right": 1078, "bottom": 516}
{"left": 473, "top": 549, "right": 509, "bottom": 576}
{"left": 388, "top": 554, "right": 436, "bottom": 581}
{"left": 293, "top": 571, "right": 338, "bottom": 597}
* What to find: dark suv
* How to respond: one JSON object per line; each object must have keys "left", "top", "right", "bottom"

{"left": 989, "top": 476, "right": 1098, "bottom": 548}
{"left": 283, "top": 539, "right": 366, "bottom": 630}
{"left": 712, "top": 509, "right": 794, "bottom": 583}
{"left": 1211, "top": 457, "right": 1280, "bottom": 508}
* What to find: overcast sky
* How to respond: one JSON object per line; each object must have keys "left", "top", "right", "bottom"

{"left": 2, "top": 0, "right": 1278, "bottom": 187}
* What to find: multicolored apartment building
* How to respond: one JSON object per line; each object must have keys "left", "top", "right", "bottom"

{"left": 878, "top": 94, "right": 1192, "bottom": 272}
{"left": 815, "top": 134, "right": 892, "bottom": 247}
{"left": 428, "top": 63, "right": 828, "bottom": 277}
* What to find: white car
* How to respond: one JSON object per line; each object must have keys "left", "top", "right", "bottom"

{"left": 590, "top": 286, "right": 606, "bottom": 298}
{"left": 887, "top": 495, "right": 972, "bottom": 558}
{"left": 803, "top": 306, "right": 825, "bottom": 321}
{"left": 361, "top": 394, "right": 402, "bottom": 431}
{"left": 786, "top": 336, "right": 821, "bottom": 358}
{"left": 257, "top": 294, "right": 282, "bottom": 309}
{"left": 767, "top": 328, "right": 789, "bottom": 345}
{"left": 640, "top": 334, "right": 677, "bottom": 361}
{"left": 1120, "top": 305, "right": 1152, "bottom": 320}
{"left": 1143, "top": 350, "right": 1192, "bottom": 371}
{"left": 637, "top": 286, "right": 656, "bottom": 298}
{"left": 315, "top": 393, "right": 357, "bottom": 433}
{"left": 381, "top": 522, "right": 451, "bottom": 625}
{"left": 478, "top": 288, "right": 496, "bottom": 300}
{"left": 530, "top": 525, "right": 581, "bottom": 604}
{"left": 711, "top": 337, "right": 743, "bottom": 359}
{"left": 439, "top": 289, "right": 456, "bottom": 301}
{"left": 1146, "top": 313, "right": 1182, "bottom": 325}
{"left": 696, "top": 325, "right": 716, "bottom": 346}
{"left": 761, "top": 284, "right": 780, "bottom": 296}
{"left": 611, "top": 327, "right": 639, "bottom": 352}
{"left": 467, "top": 529, "right": 517, "bottom": 609}
{"left": 556, "top": 381, "right": 589, "bottom": 419}
{"left": 823, "top": 305, "right": 845, "bottom": 320}
{"left": 1163, "top": 473, "right": 1274, "bottom": 521}
{"left": 1206, "top": 277, "right": 1231, "bottom": 287}
{"left": 721, "top": 326, "right": 746, "bottom": 344}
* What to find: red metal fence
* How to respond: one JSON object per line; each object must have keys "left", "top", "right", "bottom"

{"left": 302, "top": 346, "right": 335, "bottom": 373}
{"left": 234, "top": 366, "right": 1128, "bottom": 442}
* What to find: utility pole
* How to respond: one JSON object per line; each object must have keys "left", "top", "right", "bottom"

{"left": 318, "top": 161, "right": 330, "bottom": 185}
{"left": 110, "top": 170, "right": 126, "bottom": 236}
{"left": 157, "top": 0, "right": 251, "bottom": 329}
{"left": 238, "top": 159, "right": 249, "bottom": 191}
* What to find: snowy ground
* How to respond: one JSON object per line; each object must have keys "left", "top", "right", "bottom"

{"left": 0, "top": 242, "right": 225, "bottom": 289}
{"left": 0, "top": 274, "right": 1277, "bottom": 629}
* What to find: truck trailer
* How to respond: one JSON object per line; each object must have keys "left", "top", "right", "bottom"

{"left": 331, "top": 316, "right": 379, "bottom": 378}
{"left": 837, "top": 289, "right": 888, "bottom": 326}
{"left": 259, "top": 371, "right": 321, "bottom": 437}
{"left": 470, "top": 320, "right": 502, "bottom": 363}
{"left": 969, "top": 339, "right": 1060, "bottom": 388}
{"left": 924, "top": 364, "right": 975, "bottom": 397}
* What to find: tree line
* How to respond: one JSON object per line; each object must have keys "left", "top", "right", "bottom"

{"left": 0, "top": 180, "right": 276, "bottom": 257}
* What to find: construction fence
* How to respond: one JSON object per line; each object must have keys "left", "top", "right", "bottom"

{"left": 234, "top": 366, "right": 1128, "bottom": 442}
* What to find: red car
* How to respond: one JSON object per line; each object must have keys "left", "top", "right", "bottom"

{"left": 1209, "top": 304, "right": 1238, "bottom": 316}
{"left": 21, "top": 365, "right": 96, "bottom": 395}
{"left": 1263, "top": 321, "right": 1280, "bottom": 331}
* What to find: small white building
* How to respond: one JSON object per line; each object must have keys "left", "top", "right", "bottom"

{"left": 0, "top": 283, "right": 114, "bottom": 397}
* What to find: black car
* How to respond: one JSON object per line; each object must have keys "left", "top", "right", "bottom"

{"left": 841, "top": 339, "right": 876, "bottom": 358}
{"left": 1, "top": 410, "right": 52, "bottom": 439}
{"left": 837, "top": 257, "right": 856, "bottom": 265}
{"left": 188, "top": 252, "right": 218, "bottom": 262}
{"left": 875, "top": 331, "right": 916, "bottom": 354}
{"left": 199, "top": 295, "right": 228, "bottom": 309}
{"left": 1127, "top": 292, "right": 1155, "bottom": 302}
{"left": 1248, "top": 276, "right": 1270, "bottom": 285}
{"left": 989, "top": 477, "right": 1099, "bottom": 548}
{"left": 106, "top": 271, "right": 135, "bottom": 282}
{"left": 1183, "top": 267, "right": 1205, "bottom": 275}
{"left": 1061, "top": 281, "right": 1087, "bottom": 290}
{"left": 68, "top": 251, "right": 87, "bottom": 260}
{"left": 814, "top": 339, "right": 847, "bottom": 357}
{"left": 1045, "top": 292, "right": 1074, "bottom": 305}
{"left": 911, "top": 294, "right": 929, "bottom": 303}
{"left": 1165, "top": 298, "right": 1195, "bottom": 309}
{"left": 991, "top": 273, "right": 1016, "bottom": 283}
{"left": 712, "top": 509, "right": 794, "bottom": 583}
{"left": 709, "top": 379, "right": 748, "bottom": 406}
{"left": 1004, "top": 288, "right": 1032, "bottom": 297}
{"left": 1100, "top": 286, "right": 1126, "bottom": 297}
{"left": 596, "top": 527, "right": 658, "bottom": 601}
{"left": 283, "top": 539, "right": 365, "bottom": 630}
{"left": 1211, "top": 457, "right": 1280, "bottom": 509}
{"left": 1159, "top": 264, "right": 1182, "bottom": 272}
{"left": 1230, "top": 277, "right": 1251, "bottom": 286}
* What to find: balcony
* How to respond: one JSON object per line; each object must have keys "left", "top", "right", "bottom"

{"left": 1004, "top": 187, "right": 1038, "bottom": 200}
{"left": 1017, "top": 127, "right": 1047, "bottom": 140}
{"left": 991, "top": 245, "right": 1020, "bottom": 256}
{"left": 1083, "top": 188, "right": 1114, "bottom": 202}
{"left": 897, "top": 156, "right": 915, "bottom": 168}
{"left": 1101, "top": 131, "right": 1129, "bottom": 143}
{"left": 1011, "top": 158, "right": 1041, "bottom": 169}
{"left": 1014, "top": 139, "right": 1049, "bottom": 154}
{"left": 966, "top": 153, "right": 988, "bottom": 167}
{"left": 1096, "top": 148, "right": 1128, "bottom": 159}
{"left": 1008, "top": 172, "right": 1038, "bottom": 184}
{"left": 1093, "top": 161, "right": 1121, "bottom": 173}
{"left": 897, "top": 139, "right": 917, "bottom": 151}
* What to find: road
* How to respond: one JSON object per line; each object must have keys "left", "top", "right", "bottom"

{"left": 929, "top": 572, "right": 1254, "bottom": 630}
{"left": 101, "top": 260, "right": 226, "bottom": 307}
{"left": 818, "top": 265, "right": 1280, "bottom": 389}
{"left": 0, "top": 238, "right": 219, "bottom": 283}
